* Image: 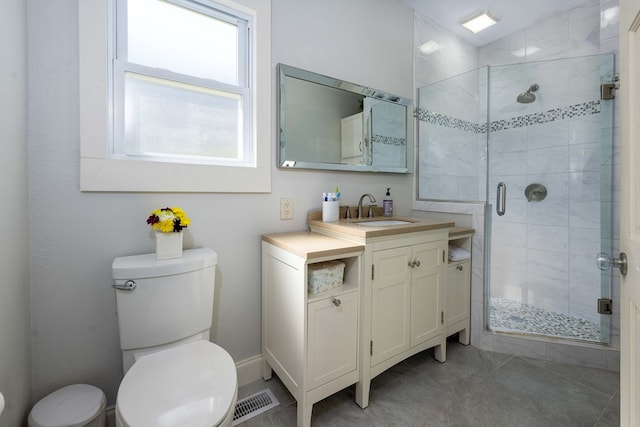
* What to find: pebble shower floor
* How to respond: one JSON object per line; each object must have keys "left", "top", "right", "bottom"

{"left": 489, "top": 297, "right": 601, "bottom": 342}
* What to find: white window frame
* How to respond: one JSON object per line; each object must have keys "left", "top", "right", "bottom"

{"left": 79, "top": 0, "right": 271, "bottom": 192}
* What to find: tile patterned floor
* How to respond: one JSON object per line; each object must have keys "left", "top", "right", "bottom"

{"left": 489, "top": 297, "right": 602, "bottom": 342}
{"left": 237, "top": 338, "right": 619, "bottom": 426}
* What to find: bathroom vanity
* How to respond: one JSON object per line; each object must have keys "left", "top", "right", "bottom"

{"left": 261, "top": 216, "right": 473, "bottom": 424}
{"left": 261, "top": 232, "right": 364, "bottom": 427}
{"left": 307, "top": 213, "right": 454, "bottom": 408}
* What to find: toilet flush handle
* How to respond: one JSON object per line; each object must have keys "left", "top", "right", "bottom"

{"left": 112, "top": 280, "right": 137, "bottom": 291}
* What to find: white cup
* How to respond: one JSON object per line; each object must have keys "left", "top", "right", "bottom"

{"left": 322, "top": 200, "right": 340, "bottom": 222}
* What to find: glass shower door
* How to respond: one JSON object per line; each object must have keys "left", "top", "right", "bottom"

{"left": 487, "top": 53, "right": 615, "bottom": 343}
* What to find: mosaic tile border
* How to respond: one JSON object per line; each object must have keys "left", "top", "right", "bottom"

{"left": 415, "top": 108, "right": 486, "bottom": 134}
{"left": 416, "top": 100, "right": 601, "bottom": 134}
{"left": 372, "top": 134, "right": 406, "bottom": 146}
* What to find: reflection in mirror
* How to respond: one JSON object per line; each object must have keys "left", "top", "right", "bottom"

{"left": 278, "top": 64, "right": 412, "bottom": 173}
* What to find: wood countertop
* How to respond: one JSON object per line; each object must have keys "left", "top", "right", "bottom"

{"left": 262, "top": 231, "right": 364, "bottom": 261}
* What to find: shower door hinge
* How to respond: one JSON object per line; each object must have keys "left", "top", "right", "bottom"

{"left": 597, "top": 298, "right": 613, "bottom": 315}
{"left": 601, "top": 83, "right": 616, "bottom": 100}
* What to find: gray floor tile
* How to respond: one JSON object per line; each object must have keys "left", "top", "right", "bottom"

{"left": 236, "top": 341, "right": 620, "bottom": 426}
{"left": 452, "top": 357, "right": 613, "bottom": 426}
{"left": 595, "top": 391, "right": 620, "bottom": 427}
{"left": 523, "top": 356, "right": 620, "bottom": 395}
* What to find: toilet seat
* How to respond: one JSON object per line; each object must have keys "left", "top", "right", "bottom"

{"left": 116, "top": 340, "right": 237, "bottom": 427}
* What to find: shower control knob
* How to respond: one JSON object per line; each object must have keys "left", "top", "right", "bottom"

{"left": 596, "top": 252, "right": 627, "bottom": 275}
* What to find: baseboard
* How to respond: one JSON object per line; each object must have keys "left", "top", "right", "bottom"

{"left": 235, "top": 354, "right": 264, "bottom": 387}
{"left": 104, "top": 354, "right": 265, "bottom": 426}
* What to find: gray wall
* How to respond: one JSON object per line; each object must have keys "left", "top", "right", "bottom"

{"left": 0, "top": 0, "right": 31, "bottom": 425}
{"left": 27, "top": 0, "right": 415, "bottom": 408}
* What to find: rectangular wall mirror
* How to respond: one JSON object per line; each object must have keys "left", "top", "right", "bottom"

{"left": 278, "top": 64, "right": 412, "bottom": 173}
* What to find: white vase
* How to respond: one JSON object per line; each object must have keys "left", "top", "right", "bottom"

{"left": 155, "top": 231, "right": 183, "bottom": 260}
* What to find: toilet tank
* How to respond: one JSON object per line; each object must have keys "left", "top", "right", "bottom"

{"left": 112, "top": 248, "right": 217, "bottom": 352}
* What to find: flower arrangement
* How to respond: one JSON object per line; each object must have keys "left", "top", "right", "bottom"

{"left": 146, "top": 207, "right": 190, "bottom": 233}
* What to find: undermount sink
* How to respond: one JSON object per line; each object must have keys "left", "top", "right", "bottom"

{"left": 357, "top": 220, "right": 413, "bottom": 226}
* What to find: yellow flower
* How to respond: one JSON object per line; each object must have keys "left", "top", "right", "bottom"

{"left": 146, "top": 206, "right": 191, "bottom": 233}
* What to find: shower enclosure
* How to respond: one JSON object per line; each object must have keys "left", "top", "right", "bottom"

{"left": 418, "top": 53, "right": 615, "bottom": 344}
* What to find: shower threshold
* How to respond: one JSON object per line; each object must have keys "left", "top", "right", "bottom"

{"left": 489, "top": 297, "right": 602, "bottom": 343}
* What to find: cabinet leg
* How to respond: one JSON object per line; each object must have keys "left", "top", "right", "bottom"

{"left": 262, "top": 360, "right": 273, "bottom": 380}
{"left": 355, "top": 381, "right": 370, "bottom": 408}
{"left": 434, "top": 340, "right": 447, "bottom": 363}
{"left": 297, "top": 404, "right": 312, "bottom": 427}
{"left": 458, "top": 327, "right": 470, "bottom": 345}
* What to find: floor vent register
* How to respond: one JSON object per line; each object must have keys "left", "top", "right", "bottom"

{"left": 231, "top": 388, "right": 280, "bottom": 425}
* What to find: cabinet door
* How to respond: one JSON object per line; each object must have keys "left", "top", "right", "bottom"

{"left": 307, "top": 291, "right": 358, "bottom": 389}
{"left": 371, "top": 246, "right": 412, "bottom": 366}
{"left": 447, "top": 261, "right": 470, "bottom": 327}
{"left": 410, "top": 242, "right": 444, "bottom": 347}
{"left": 341, "top": 113, "right": 364, "bottom": 162}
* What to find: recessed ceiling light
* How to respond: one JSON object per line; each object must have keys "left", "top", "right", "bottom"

{"left": 418, "top": 40, "right": 443, "bottom": 55}
{"left": 461, "top": 12, "right": 499, "bottom": 33}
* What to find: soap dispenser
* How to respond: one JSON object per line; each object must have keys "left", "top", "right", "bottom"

{"left": 383, "top": 188, "right": 393, "bottom": 217}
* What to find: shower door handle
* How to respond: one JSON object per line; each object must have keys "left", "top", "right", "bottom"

{"left": 596, "top": 252, "right": 628, "bottom": 275}
{"left": 496, "top": 182, "right": 506, "bottom": 216}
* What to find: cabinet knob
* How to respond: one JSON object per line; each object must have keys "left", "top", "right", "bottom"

{"left": 457, "top": 265, "right": 463, "bottom": 271}
{"left": 414, "top": 260, "right": 421, "bottom": 267}
{"left": 408, "top": 261, "right": 414, "bottom": 268}
{"left": 332, "top": 298, "right": 341, "bottom": 307}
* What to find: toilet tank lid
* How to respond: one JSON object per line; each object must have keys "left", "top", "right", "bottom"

{"left": 113, "top": 247, "right": 217, "bottom": 279}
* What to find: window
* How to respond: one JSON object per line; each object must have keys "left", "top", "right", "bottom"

{"left": 79, "top": 0, "right": 271, "bottom": 192}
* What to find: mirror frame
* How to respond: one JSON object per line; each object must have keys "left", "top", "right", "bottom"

{"left": 277, "top": 64, "right": 413, "bottom": 173}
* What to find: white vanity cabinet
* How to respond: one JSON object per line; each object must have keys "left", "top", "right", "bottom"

{"left": 446, "top": 227, "right": 474, "bottom": 345}
{"left": 261, "top": 232, "right": 364, "bottom": 427}
{"left": 308, "top": 220, "right": 451, "bottom": 409}
{"left": 371, "top": 240, "right": 444, "bottom": 366}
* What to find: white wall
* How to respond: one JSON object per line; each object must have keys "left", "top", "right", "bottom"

{"left": 27, "top": 0, "right": 415, "bottom": 408}
{"left": 0, "top": 0, "right": 32, "bottom": 425}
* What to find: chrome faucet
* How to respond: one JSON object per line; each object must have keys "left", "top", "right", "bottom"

{"left": 357, "top": 193, "right": 377, "bottom": 218}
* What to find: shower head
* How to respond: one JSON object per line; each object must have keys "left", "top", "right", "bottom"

{"left": 517, "top": 83, "right": 539, "bottom": 104}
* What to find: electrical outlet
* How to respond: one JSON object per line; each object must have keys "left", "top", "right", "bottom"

{"left": 280, "top": 198, "right": 293, "bottom": 220}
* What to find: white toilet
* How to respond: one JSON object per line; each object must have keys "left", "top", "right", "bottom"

{"left": 112, "top": 248, "right": 237, "bottom": 427}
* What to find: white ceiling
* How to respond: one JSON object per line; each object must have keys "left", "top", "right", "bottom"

{"left": 401, "top": 0, "right": 593, "bottom": 46}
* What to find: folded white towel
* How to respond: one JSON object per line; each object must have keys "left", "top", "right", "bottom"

{"left": 449, "top": 245, "right": 471, "bottom": 262}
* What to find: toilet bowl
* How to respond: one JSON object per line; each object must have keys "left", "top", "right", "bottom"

{"left": 115, "top": 340, "right": 237, "bottom": 427}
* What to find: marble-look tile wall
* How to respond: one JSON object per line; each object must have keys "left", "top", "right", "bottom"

{"left": 413, "top": 0, "right": 621, "bottom": 370}
{"left": 488, "top": 54, "right": 614, "bottom": 326}
{"left": 417, "top": 67, "right": 487, "bottom": 201}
